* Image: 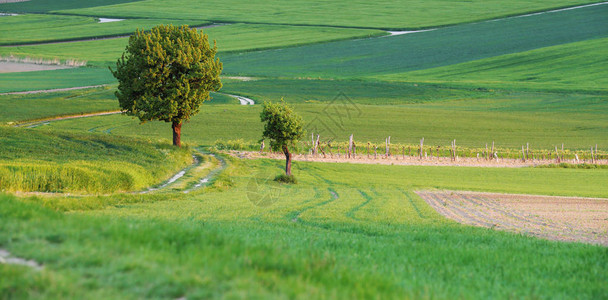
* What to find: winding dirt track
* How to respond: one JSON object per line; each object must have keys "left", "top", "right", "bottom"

{"left": 417, "top": 190, "right": 608, "bottom": 246}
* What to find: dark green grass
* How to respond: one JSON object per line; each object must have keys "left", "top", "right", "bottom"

{"left": 57, "top": 0, "right": 598, "bottom": 29}
{"left": 0, "top": 67, "right": 114, "bottom": 93}
{"left": 1, "top": 157, "right": 607, "bottom": 298}
{"left": 378, "top": 37, "right": 608, "bottom": 92}
{"left": 0, "top": 126, "right": 191, "bottom": 193}
{"left": 0, "top": 14, "right": 210, "bottom": 45}
{"left": 220, "top": 5, "right": 608, "bottom": 78}
{"left": 0, "top": 0, "right": 140, "bottom": 13}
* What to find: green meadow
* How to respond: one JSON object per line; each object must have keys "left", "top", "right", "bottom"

{"left": 0, "top": 126, "right": 192, "bottom": 193}
{"left": 0, "top": 14, "right": 209, "bottom": 45}
{"left": 1, "top": 0, "right": 607, "bottom": 298}
{"left": 0, "top": 68, "right": 114, "bottom": 93}
{"left": 58, "top": 0, "right": 598, "bottom": 29}
{"left": 1, "top": 158, "right": 608, "bottom": 298}
{"left": 220, "top": 4, "right": 608, "bottom": 78}
{"left": 378, "top": 37, "right": 608, "bottom": 92}
{"left": 1, "top": 24, "right": 384, "bottom": 67}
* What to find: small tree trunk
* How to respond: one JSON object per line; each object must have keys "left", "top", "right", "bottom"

{"left": 172, "top": 121, "right": 182, "bottom": 147}
{"left": 283, "top": 145, "right": 292, "bottom": 176}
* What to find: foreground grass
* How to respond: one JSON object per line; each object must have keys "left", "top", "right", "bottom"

{"left": 0, "top": 127, "right": 192, "bottom": 193}
{"left": 57, "top": 0, "right": 598, "bottom": 29}
{"left": 1, "top": 157, "right": 607, "bottom": 298}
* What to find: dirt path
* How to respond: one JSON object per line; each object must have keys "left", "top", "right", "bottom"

{"left": 224, "top": 93, "right": 255, "bottom": 105}
{"left": 12, "top": 113, "right": 226, "bottom": 195}
{"left": 417, "top": 190, "right": 608, "bottom": 246}
{"left": 228, "top": 150, "right": 607, "bottom": 168}
{"left": 14, "top": 110, "right": 121, "bottom": 128}
{"left": 0, "top": 249, "right": 42, "bottom": 270}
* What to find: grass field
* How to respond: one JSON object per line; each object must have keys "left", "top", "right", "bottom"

{"left": 0, "top": 24, "right": 384, "bottom": 67}
{"left": 0, "top": 126, "right": 192, "bottom": 193}
{"left": 0, "top": 68, "right": 114, "bottom": 93}
{"left": 378, "top": 37, "right": 608, "bottom": 92}
{"left": 1, "top": 158, "right": 607, "bottom": 298}
{"left": 0, "top": 0, "right": 139, "bottom": 13}
{"left": 0, "top": 14, "right": 209, "bottom": 45}
{"left": 56, "top": 0, "right": 599, "bottom": 29}
{"left": 220, "top": 4, "right": 608, "bottom": 78}
{"left": 32, "top": 98, "right": 607, "bottom": 150}
{"left": 1, "top": 0, "right": 607, "bottom": 298}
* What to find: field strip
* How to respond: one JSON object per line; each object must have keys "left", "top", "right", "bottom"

{"left": 227, "top": 151, "right": 608, "bottom": 168}
{"left": 13, "top": 110, "right": 121, "bottom": 128}
{"left": 0, "top": 84, "right": 107, "bottom": 95}
{"left": 0, "top": 23, "right": 228, "bottom": 47}
{"left": 416, "top": 190, "right": 608, "bottom": 246}
{"left": 505, "top": 1, "right": 608, "bottom": 20}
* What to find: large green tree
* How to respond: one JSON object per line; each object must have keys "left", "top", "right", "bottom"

{"left": 260, "top": 101, "right": 304, "bottom": 176}
{"left": 111, "top": 24, "right": 222, "bottom": 147}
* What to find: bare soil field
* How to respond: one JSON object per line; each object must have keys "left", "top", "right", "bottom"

{"left": 417, "top": 190, "right": 608, "bottom": 246}
{"left": 231, "top": 151, "right": 607, "bottom": 168}
{"left": 0, "top": 61, "right": 72, "bottom": 73}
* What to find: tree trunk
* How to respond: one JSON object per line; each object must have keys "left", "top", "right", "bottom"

{"left": 283, "top": 145, "right": 292, "bottom": 176}
{"left": 172, "top": 121, "right": 182, "bottom": 147}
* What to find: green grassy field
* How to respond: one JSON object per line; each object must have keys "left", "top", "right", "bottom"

{"left": 220, "top": 4, "right": 608, "bottom": 78}
{"left": 0, "top": 126, "right": 192, "bottom": 193}
{"left": 56, "top": 0, "right": 599, "bottom": 29}
{"left": 0, "top": 0, "right": 138, "bottom": 13}
{"left": 0, "top": 24, "right": 384, "bottom": 68}
{"left": 0, "top": 68, "right": 114, "bottom": 93}
{"left": 0, "top": 14, "right": 209, "bottom": 45}
{"left": 378, "top": 37, "right": 608, "bottom": 92}
{"left": 32, "top": 98, "right": 607, "bottom": 150}
{"left": 1, "top": 0, "right": 607, "bottom": 298}
{"left": 0, "top": 86, "right": 118, "bottom": 122}
{"left": 1, "top": 157, "right": 607, "bottom": 298}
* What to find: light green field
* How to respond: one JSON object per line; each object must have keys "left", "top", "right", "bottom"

{"left": 1, "top": 156, "right": 607, "bottom": 298}
{"left": 57, "top": 0, "right": 599, "bottom": 29}
{"left": 377, "top": 37, "right": 608, "bottom": 92}
{"left": 0, "top": 14, "right": 209, "bottom": 45}
{"left": 32, "top": 99, "right": 607, "bottom": 150}
{"left": 0, "top": 126, "right": 192, "bottom": 193}
{"left": 1, "top": 0, "right": 607, "bottom": 298}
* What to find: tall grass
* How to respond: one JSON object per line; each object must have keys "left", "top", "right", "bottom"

{"left": 0, "top": 127, "right": 192, "bottom": 193}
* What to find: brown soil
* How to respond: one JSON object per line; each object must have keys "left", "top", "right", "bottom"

{"left": 0, "top": 61, "right": 72, "bottom": 73}
{"left": 416, "top": 190, "right": 608, "bottom": 246}
{"left": 229, "top": 151, "right": 607, "bottom": 168}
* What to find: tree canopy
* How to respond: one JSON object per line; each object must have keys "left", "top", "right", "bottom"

{"left": 260, "top": 100, "right": 304, "bottom": 176}
{"left": 111, "top": 24, "right": 222, "bottom": 146}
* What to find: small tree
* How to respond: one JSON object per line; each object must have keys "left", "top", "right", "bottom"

{"left": 111, "top": 24, "right": 222, "bottom": 147}
{"left": 260, "top": 101, "right": 304, "bottom": 176}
